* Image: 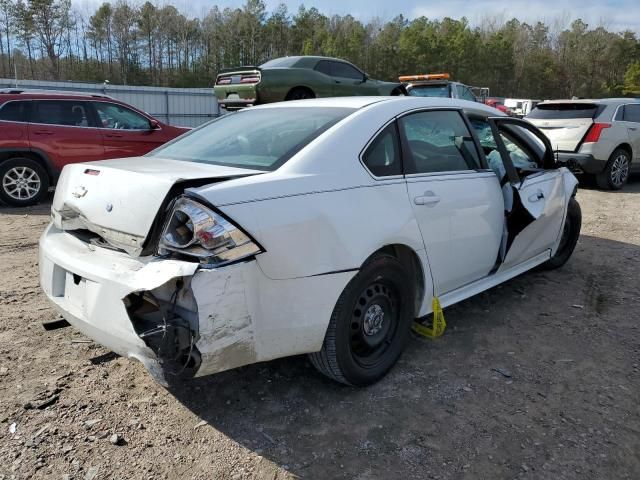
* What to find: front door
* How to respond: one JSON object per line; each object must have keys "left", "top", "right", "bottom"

{"left": 328, "top": 61, "right": 371, "bottom": 96}
{"left": 487, "top": 117, "right": 569, "bottom": 270}
{"left": 90, "top": 101, "right": 166, "bottom": 158}
{"left": 399, "top": 109, "right": 504, "bottom": 295}
{"left": 619, "top": 103, "right": 640, "bottom": 167}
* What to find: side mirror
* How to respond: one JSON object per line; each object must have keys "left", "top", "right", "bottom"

{"left": 362, "top": 73, "right": 368, "bottom": 83}
{"left": 149, "top": 119, "right": 161, "bottom": 130}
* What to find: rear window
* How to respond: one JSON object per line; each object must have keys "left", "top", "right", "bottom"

{"left": 527, "top": 103, "right": 602, "bottom": 119}
{"left": 149, "top": 107, "right": 354, "bottom": 171}
{"left": 260, "top": 57, "right": 299, "bottom": 68}
{"left": 0, "top": 100, "right": 28, "bottom": 122}
{"left": 407, "top": 84, "right": 450, "bottom": 98}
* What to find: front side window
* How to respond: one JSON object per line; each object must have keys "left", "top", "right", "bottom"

{"left": 470, "top": 118, "right": 544, "bottom": 181}
{"left": 33, "top": 100, "right": 90, "bottom": 127}
{"left": 399, "top": 110, "right": 481, "bottom": 174}
{"left": 315, "top": 60, "right": 332, "bottom": 76}
{"left": 623, "top": 104, "right": 640, "bottom": 123}
{"left": 362, "top": 123, "right": 401, "bottom": 177}
{"left": 330, "top": 61, "right": 363, "bottom": 80}
{"left": 0, "top": 101, "right": 28, "bottom": 122}
{"left": 150, "top": 107, "right": 354, "bottom": 171}
{"left": 458, "top": 86, "right": 477, "bottom": 102}
{"left": 93, "top": 102, "right": 151, "bottom": 130}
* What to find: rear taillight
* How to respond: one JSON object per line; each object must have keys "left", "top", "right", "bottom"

{"left": 240, "top": 75, "right": 260, "bottom": 84}
{"left": 583, "top": 123, "right": 611, "bottom": 143}
{"left": 217, "top": 77, "right": 231, "bottom": 85}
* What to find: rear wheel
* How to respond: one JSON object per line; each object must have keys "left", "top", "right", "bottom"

{"left": 0, "top": 158, "right": 50, "bottom": 207}
{"left": 540, "top": 197, "right": 581, "bottom": 270}
{"left": 596, "top": 148, "right": 631, "bottom": 190}
{"left": 309, "top": 254, "right": 415, "bottom": 386}
{"left": 285, "top": 87, "right": 315, "bottom": 101}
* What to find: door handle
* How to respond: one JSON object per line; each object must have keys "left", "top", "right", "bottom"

{"left": 414, "top": 191, "right": 441, "bottom": 206}
{"left": 528, "top": 190, "right": 545, "bottom": 202}
{"left": 629, "top": 127, "right": 638, "bottom": 131}
{"left": 33, "top": 129, "right": 54, "bottom": 135}
{"left": 334, "top": 80, "right": 341, "bottom": 84}
{"left": 105, "top": 133, "right": 123, "bottom": 138}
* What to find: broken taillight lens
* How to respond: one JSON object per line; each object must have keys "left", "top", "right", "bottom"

{"left": 158, "top": 197, "right": 262, "bottom": 267}
{"left": 583, "top": 122, "right": 611, "bottom": 143}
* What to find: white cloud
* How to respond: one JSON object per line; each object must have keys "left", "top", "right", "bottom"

{"left": 71, "top": 0, "right": 640, "bottom": 32}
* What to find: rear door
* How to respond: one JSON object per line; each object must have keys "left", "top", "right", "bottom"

{"left": 90, "top": 101, "right": 166, "bottom": 159}
{"left": 400, "top": 109, "right": 504, "bottom": 295}
{"left": 29, "top": 100, "right": 104, "bottom": 170}
{"left": 488, "top": 117, "right": 568, "bottom": 270}
{"left": 527, "top": 103, "right": 600, "bottom": 151}
{"left": 0, "top": 99, "right": 30, "bottom": 148}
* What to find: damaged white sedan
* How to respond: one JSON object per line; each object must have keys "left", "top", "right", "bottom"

{"left": 39, "top": 97, "right": 581, "bottom": 386}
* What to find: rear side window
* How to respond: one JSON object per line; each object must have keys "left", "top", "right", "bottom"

{"left": 399, "top": 110, "right": 481, "bottom": 174}
{"left": 527, "top": 103, "right": 601, "bottom": 119}
{"left": 33, "top": 100, "right": 90, "bottom": 127}
{"left": 623, "top": 104, "right": 640, "bottom": 123}
{"left": 0, "top": 101, "right": 28, "bottom": 122}
{"left": 362, "top": 123, "right": 401, "bottom": 177}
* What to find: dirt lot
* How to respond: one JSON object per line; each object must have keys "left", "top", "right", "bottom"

{"left": 1, "top": 179, "right": 639, "bottom": 480}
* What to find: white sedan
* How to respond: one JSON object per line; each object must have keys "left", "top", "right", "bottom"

{"left": 39, "top": 97, "right": 581, "bottom": 386}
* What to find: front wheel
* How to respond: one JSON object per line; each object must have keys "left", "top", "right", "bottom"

{"left": 0, "top": 158, "right": 50, "bottom": 207}
{"left": 540, "top": 197, "right": 581, "bottom": 270}
{"left": 309, "top": 254, "right": 416, "bottom": 386}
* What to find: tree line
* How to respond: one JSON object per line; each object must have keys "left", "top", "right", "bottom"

{"left": 0, "top": 0, "right": 639, "bottom": 98}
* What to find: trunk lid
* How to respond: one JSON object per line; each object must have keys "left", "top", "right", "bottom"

{"left": 52, "top": 157, "right": 263, "bottom": 255}
{"left": 527, "top": 102, "right": 601, "bottom": 151}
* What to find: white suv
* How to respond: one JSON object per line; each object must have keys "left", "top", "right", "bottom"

{"left": 527, "top": 99, "right": 640, "bottom": 189}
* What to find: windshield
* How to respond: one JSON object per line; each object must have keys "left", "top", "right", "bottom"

{"left": 149, "top": 107, "right": 354, "bottom": 171}
{"left": 407, "top": 84, "right": 450, "bottom": 98}
{"left": 527, "top": 103, "right": 601, "bottom": 119}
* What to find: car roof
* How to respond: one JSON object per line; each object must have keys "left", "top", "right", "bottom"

{"left": 250, "top": 96, "right": 502, "bottom": 115}
{"left": 0, "top": 89, "right": 114, "bottom": 100}
{"left": 539, "top": 98, "right": 638, "bottom": 106}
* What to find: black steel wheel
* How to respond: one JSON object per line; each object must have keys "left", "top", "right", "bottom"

{"left": 309, "top": 253, "right": 415, "bottom": 386}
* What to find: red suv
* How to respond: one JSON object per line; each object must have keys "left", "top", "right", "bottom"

{"left": 0, "top": 90, "right": 189, "bottom": 206}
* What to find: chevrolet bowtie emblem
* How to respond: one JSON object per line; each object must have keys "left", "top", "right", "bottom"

{"left": 72, "top": 186, "right": 88, "bottom": 198}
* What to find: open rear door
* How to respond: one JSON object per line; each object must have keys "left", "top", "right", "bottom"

{"left": 487, "top": 117, "right": 570, "bottom": 271}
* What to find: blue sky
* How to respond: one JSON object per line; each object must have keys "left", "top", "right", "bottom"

{"left": 74, "top": 0, "right": 640, "bottom": 32}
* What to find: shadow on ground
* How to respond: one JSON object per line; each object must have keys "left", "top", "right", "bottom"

{"left": 166, "top": 234, "right": 640, "bottom": 479}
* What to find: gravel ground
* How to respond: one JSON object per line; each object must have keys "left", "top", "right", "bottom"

{"left": 1, "top": 179, "right": 639, "bottom": 480}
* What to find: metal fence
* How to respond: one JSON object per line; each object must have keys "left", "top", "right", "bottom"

{"left": 0, "top": 78, "right": 220, "bottom": 127}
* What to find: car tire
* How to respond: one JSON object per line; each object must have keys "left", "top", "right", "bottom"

{"left": 539, "top": 197, "right": 581, "bottom": 270}
{"left": 309, "top": 253, "right": 416, "bottom": 386}
{"left": 0, "top": 158, "right": 50, "bottom": 207}
{"left": 285, "top": 87, "right": 315, "bottom": 101}
{"left": 596, "top": 148, "right": 631, "bottom": 190}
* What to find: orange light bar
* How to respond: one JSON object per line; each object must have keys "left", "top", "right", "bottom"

{"left": 398, "top": 73, "right": 451, "bottom": 82}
